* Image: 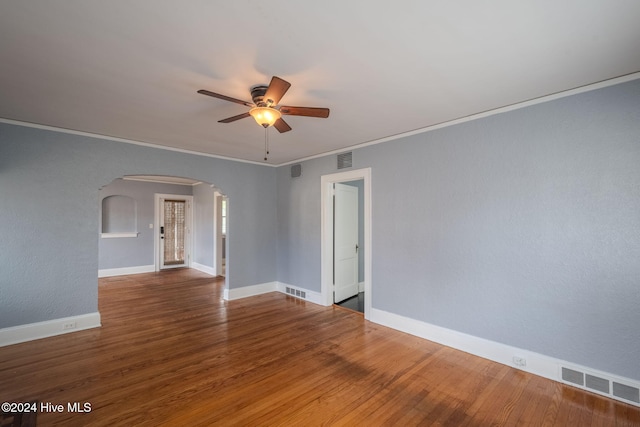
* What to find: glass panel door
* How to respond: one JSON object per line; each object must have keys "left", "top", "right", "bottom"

{"left": 163, "top": 200, "right": 185, "bottom": 266}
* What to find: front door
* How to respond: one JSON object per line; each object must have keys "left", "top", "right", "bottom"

{"left": 160, "top": 198, "right": 190, "bottom": 269}
{"left": 334, "top": 183, "right": 359, "bottom": 303}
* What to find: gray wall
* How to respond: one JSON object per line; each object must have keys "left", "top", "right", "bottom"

{"left": 0, "top": 123, "right": 277, "bottom": 328}
{"left": 277, "top": 157, "right": 331, "bottom": 291}
{"left": 276, "top": 79, "right": 640, "bottom": 381}
{"left": 99, "top": 178, "right": 193, "bottom": 270}
{"left": 193, "top": 183, "right": 216, "bottom": 268}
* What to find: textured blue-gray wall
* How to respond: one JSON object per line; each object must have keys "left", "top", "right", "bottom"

{"left": 276, "top": 79, "right": 640, "bottom": 380}
{"left": 276, "top": 155, "right": 334, "bottom": 291}
{"left": 0, "top": 124, "right": 277, "bottom": 328}
{"left": 193, "top": 182, "right": 216, "bottom": 268}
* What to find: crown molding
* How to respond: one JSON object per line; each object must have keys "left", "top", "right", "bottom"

{"left": 3, "top": 71, "right": 638, "bottom": 168}
{"left": 279, "top": 71, "right": 640, "bottom": 166}
{"left": 0, "top": 118, "right": 273, "bottom": 167}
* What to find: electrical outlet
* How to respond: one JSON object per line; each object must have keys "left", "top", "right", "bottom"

{"left": 513, "top": 356, "right": 527, "bottom": 367}
{"left": 63, "top": 321, "right": 77, "bottom": 330}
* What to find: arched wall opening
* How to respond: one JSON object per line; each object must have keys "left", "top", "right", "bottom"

{"left": 98, "top": 175, "right": 228, "bottom": 284}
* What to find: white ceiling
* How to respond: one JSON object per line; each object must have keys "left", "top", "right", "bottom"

{"left": 1, "top": 1, "right": 639, "bottom": 165}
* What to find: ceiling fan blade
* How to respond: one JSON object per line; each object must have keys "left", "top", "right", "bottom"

{"left": 218, "top": 112, "right": 251, "bottom": 123}
{"left": 279, "top": 106, "right": 330, "bottom": 118}
{"left": 263, "top": 76, "right": 291, "bottom": 106}
{"left": 273, "top": 118, "right": 292, "bottom": 133}
{"left": 197, "top": 89, "right": 254, "bottom": 107}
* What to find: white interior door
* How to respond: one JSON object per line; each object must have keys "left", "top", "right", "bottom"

{"left": 334, "top": 183, "right": 359, "bottom": 303}
{"left": 159, "top": 197, "right": 191, "bottom": 269}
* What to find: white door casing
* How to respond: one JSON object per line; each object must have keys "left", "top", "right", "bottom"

{"left": 154, "top": 194, "right": 193, "bottom": 271}
{"left": 214, "top": 192, "right": 224, "bottom": 276}
{"left": 321, "top": 167, "right": 372, "bottom": 319}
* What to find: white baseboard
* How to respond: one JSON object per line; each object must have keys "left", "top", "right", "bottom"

{"left": 276, "top": 282, "right": 324, "bottom": 305}
{"left": 369, "top": 308, "right": 640, "bottom": 407}
{"left": 0, "top": 312, "right": 101, "bottom": 347}
{"left": 191, "top": 262, "right": 217, "bottom": 276}
{"left": 370, "top": 308, "right": 558, "bottom": 379}
{"left": 358, "top": 281, "right": 365, "bottom": 292}
{"left": 222, "top": 281, "right": 324, "bottom": 307}
{"left": 98, "top": 264, "right": 155, "bottom": 278}
{"left": 224, "top": 281, "right": 278, "bottom": 300}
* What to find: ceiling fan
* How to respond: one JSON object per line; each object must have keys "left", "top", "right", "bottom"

{"left": 197, "top": 76, "right": 330, "bottom": 133}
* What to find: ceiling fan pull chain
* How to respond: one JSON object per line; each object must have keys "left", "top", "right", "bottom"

{"left": 264, "top": 127, "right": 268, "bottom": 161}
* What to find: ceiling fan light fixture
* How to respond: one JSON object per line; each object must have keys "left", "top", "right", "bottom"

{"left": 249, "top": 107, "right": 281, "bottom": 128}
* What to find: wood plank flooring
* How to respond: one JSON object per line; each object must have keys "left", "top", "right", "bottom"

{"left": 1, "top": 268, "right": 639, "bottom": 426}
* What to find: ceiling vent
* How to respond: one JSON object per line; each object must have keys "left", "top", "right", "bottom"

{"left": 290, "top": 164, "right": 302, "bottom": 178}
{"left": 337, "top": 152, "right": 352, "bottom": 169}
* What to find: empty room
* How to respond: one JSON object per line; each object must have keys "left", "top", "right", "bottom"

{"left": 1, "top": 1, "right": 639, "bottom": 425}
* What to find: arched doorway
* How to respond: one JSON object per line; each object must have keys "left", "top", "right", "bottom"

{"left": 98, "top": 175, "right": 227, "bottom": 280}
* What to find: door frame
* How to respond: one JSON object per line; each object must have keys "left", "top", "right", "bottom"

{"left": 154, "top": 193, "right": 194, "bottom": 271}
{"left": 321, "top": 167, "right": 372, "bottom": 319}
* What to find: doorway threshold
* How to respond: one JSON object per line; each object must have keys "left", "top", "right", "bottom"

{"left": 334, "top": 292, "right": 364, "bottom": 314}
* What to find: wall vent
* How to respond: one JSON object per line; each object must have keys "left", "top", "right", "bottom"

{"left": 586, "top": 374, "right": 609, "bottom": 394}
{"left": 561, "top": 367, "right": 584, "bottom": 386}
{"left": 560, "top": 366, "right": 640, "bottom": 406}
{"left": 613, "top": 382, "right": 640, "bottom": 404}
{"left": 284, "top": 286, "right": 306, "bottom": 300}
{"left": 291, "top": 164, "right": 302, "bottom": 178}
{"left": 337, "top": 152, "right": 352, "bottom": 169}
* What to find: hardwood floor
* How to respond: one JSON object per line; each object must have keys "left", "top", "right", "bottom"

{"left": 1, "top": 269, "right": 639, "bottom": 426}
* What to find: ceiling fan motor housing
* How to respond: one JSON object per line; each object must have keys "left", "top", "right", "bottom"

{"left": 250, "top": 85, "right": 270, "bottom": 106}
